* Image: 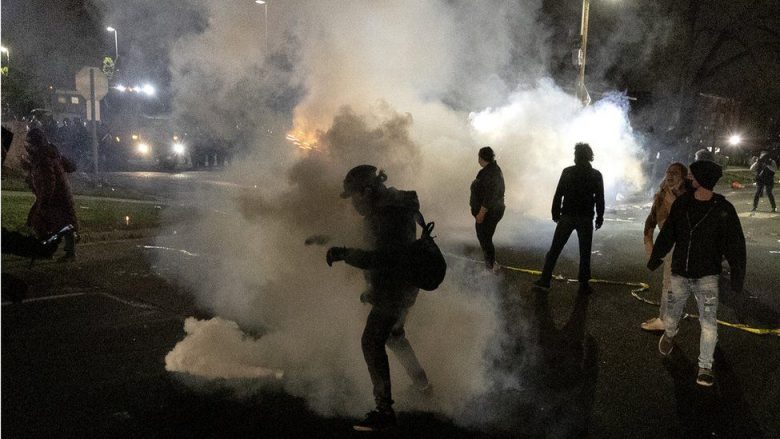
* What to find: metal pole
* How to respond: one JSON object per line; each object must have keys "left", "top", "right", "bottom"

{"left": 89, "top": 69, "right": 99, "bottom": 175}
{"left": 113, "top": 31, "right": 119, "bottom": 61}
{"left": 576, "top": 0, "right": 591, "bottom": 106}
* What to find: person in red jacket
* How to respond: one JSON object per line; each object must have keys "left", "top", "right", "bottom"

{"left": 23, "top": 128, "right": 79, "bottom": 261}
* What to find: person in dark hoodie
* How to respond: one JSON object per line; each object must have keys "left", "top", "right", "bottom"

{"left": 534, "top": 143, "right": 604, "bottom": 294}
{"left": 326, "top": 165, "right": 431, "bottom": 432}
{"left": 648, "top": 159, "right": 746, "bottom": 387}
{"left": 470, "top": 146, "right": 505, "bottom": 272}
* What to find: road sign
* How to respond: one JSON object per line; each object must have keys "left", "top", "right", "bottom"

{"left": 75, "top": 66, "right": 108, "bottom": 101}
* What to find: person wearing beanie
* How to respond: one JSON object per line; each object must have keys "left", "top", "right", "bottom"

{"left": 648, "top": 159, "right": 746, "bottom": 387}
{"left": 534, "top": 142, "right": 604, "bottom": 295}
{"left": 469, "top": 146, "right": 505, "bottom": 272}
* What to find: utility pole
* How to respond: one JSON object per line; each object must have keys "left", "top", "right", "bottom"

{"left": 576, "top": 0, "right": 591, "bottom": 106}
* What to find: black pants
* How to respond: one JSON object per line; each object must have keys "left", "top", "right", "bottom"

{"left": 753, "top": 182, "right": 776, "bottom": 210}
{"left": 475, "top": 207, "right": 505, "bottom": 269}
{"left": 362, "top": 306, "right": 428, "bottom": 411}
{"left": 540, "top": 215, "right": 593, "bottom": 284}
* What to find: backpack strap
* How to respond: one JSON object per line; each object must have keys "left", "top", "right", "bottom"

{"left": 415, "top": 211, "right": 435, "bottom": 238}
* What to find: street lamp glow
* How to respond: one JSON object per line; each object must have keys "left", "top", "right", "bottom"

{"left": 728, "top": 134, "right": 742, "bottom": 146}
{"left": 136, "top": 143, "right": 150, "bottom": 155}
{"left": 141, "top": 84, "right": 156, "bottom": 96}
{"left": 172, "top": 143, "right": 186, "bottom": 155}
{"left": 106, "top": 27, "right": 119, "bottom": 61}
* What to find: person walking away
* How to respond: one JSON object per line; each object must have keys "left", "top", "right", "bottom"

{"left": 750, "top": 150, "right": 777, "bottom": 212}
{"left": 470, "top": 146, "right": 505, "bottom": 272}
{"left": 648, "top": 159, "right": 745, "bottom": 387}
{"left": 640, "top": 163, "right": 689, "bottom": 332}
{"left": 534, "top": 143, "right": 604, "bottom": 295}
{"left": 23, "top": 128, "right": 79, "bottom": 261}
{"left": 326, "top": 165, "right": 431, "bottom": 432}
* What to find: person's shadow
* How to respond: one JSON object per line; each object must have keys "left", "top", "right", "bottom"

{"left": 663, "top": 346, "right": 764, "bottom": 438}
{"left": 461, "top": 287, "right": 599, "bottom": 437}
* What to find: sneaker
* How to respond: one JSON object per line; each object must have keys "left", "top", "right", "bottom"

{"left": 491, "top": 262, "right": 501, "bottom": 274}
{"left": 696, "top": 368, "right": 715, "bottom": 387}
{"left": 353, "top": 410, "right": 396, "bottom": 432}
{"left": 533, "top": 279, "right": 550, "bottom": 290}
{"left": 658, "top": 334, "right": 674, "bottom": 356}
{"left": 640, "top": 317, "right": 664, "bottom": 332}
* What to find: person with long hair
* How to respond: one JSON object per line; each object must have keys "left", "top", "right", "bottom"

{"left": 640, "top": 162, "right": 688, "bottom": 332}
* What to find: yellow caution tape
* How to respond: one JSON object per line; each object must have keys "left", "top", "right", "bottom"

{"left": 446, "top": 253, "right": 780, "bottom": 337}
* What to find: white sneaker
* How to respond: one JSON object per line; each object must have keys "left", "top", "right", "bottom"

{"left": 640, "top": 317, "right": 664, "bottom": 332}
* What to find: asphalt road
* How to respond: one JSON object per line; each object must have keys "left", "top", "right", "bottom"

{"left": 2, "top": 176, "right": 779, "bottom": 438}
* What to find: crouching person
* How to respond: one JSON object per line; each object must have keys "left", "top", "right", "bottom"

{"left": 326, "top": 165, "right": 431, "bottom": 432}
{"left": 647, "top": 159, "right": 746, "bottom": 387}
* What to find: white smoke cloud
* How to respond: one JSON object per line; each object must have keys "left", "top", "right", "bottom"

{"left": 93, "top": 0, "right": 648, "bottom": 427}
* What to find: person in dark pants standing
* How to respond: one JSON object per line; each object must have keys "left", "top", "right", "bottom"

{"left": 534, "top": 143, "right": 604, "bottom": 294}
{"left": 326, "top": 165, "right": 431, "bottom": 432}
{"left": 470, "top": 146, "right": 505, "bottom": 272}
{"left": 750, "top": 150, "right": 777, "bottom": 212}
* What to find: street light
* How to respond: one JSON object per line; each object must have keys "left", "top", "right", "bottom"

{"left": 728, "top": 134, "right": 742, "bottom": 146}
{"left": 255, "top": 0, "right": 268, "bottom": 53}
{"left": 575, "top": 0, "right": 591, "bottom": 106}
{"left": 106, "top": 27, "right": 118, "bottom": 61}
{"left": 0, "top": 46, "right": 9, "bottom": 64}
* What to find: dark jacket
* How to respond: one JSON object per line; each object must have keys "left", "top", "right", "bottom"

{"left": 341, "top": 187, "right": 420, "bottom": 309}
{"left": 552, "top": 163, "right": 605, "bottom": 222}
{"left": 470, "top": 161, "right": 505, "bottom": 216}
{"left": 648, "top": 192, "right": 746, "bottom": 293}
{"left": 25, "top": 143, "right": 78, "bottom": 237}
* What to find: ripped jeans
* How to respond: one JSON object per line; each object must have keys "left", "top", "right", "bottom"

{"left": 664, "top": 274, "right": 719, "bottom": 369}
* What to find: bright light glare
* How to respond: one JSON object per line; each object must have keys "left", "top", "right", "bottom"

{"left": 728, "top": 134, "right": 742, "bottom": 146}
{"left": 136, "top": 143, "right": 150, "bottom": 155}
{"left": 172, "top": 143, "right": 186, "bottom": 155}
{"left": 115, "top": 84, "right": 127, "bottom": 92}
{"left": 141, "top": 84, "right": 155, "bottom": 96}
{"left": 106, "top": 27, "right": 116, "bottom": 32}
{"left": 131, "top": 134, "right": 139, "bottom": 140}
{"left": 256, "top": 1, "right": 266, "bottom": 4}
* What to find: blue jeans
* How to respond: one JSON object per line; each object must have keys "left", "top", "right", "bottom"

{"left": 664, "top": 275, "right": 719, "bottom": 369}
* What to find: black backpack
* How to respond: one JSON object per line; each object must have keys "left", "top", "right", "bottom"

{"left": 405, "top": 212, "right": 447, "bottom": 291}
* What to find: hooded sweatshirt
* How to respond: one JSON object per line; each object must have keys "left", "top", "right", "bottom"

{"left": 341, "top": 187, "right": 420, "bottom": 308}
{"left": 648, "top": 192, "right": 746, "bottom": 292}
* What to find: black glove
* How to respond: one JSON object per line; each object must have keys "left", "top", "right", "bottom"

{"left": 595, "top": 217, "right": 603, "bottom": 230}
{"left": 326, "top": 247, "right": 347, "bottom": 266}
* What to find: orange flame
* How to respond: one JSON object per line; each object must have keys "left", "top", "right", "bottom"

{"left": 285, "top": 128, "right": 320, "bottom": 151}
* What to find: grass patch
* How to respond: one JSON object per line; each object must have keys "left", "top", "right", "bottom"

{"left": 1, "top": 193, "right": 197, "bottom": 235}
{"left": 1, "top": 170, "right": 159, "bottom": 201}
